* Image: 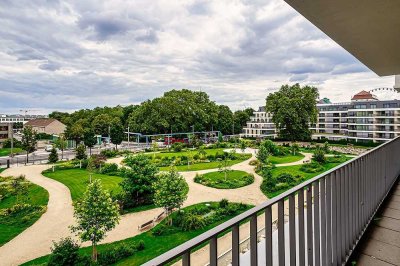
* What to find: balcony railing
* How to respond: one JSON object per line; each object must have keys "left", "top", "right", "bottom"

{"left": 144, "top": 137, "right": 400, "bottom": 266}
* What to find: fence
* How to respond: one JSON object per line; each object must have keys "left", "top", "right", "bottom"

{"left": 143, "top": 137, "right": 400, "bottom": 266}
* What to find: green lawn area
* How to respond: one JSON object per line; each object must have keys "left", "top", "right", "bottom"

{"left": 263, "top": 157, "right": 352, "bottom": 198}
{"left": 0, "top": 176, "right": 49, "bottom": 246}
{"left": 23, "top": 201, "right": 253, "bottom": 266}
{"left": 0, "top": 148, "right": 24, "bottom": 157}
{"left": 269, "top": 153, "right": 305, "bottom": 164}
{"left": 152, "top": 148, "right": 228, "bottom": 158}
{"left": 0, "top": 168, "right": 5, "bottom": 174}
{"left": 42, "top": 169, "right": 123, "bottom": 201}
{"left": 159, "top": 158, "right": 250, "bottom": 171}
{"left": 194, "top": 170, "right": 254, "bottom": 189}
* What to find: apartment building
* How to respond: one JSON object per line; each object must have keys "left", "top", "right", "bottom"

{"left": 0, "top": 114, "right": 47, "bottom": 124}
{"left": 0, "top": 123, "right": 12, "bottom": 145}
{"left": 242, "top": 90, "right": 400, "bottom": 143}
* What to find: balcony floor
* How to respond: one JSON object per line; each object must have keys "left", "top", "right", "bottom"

{"left": 355, "top": 181, "right": 400, "bottom": 265}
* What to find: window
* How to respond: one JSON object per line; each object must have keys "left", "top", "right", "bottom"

{"left": 370, "top": 104, "right": 377, "bottom": 109}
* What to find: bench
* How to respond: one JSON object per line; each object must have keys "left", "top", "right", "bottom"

{"left": 303, "top": 159, "right": 311, "bottom": 163}
{"left": 153, "top": 211, "right": 165, "bottom": 222}
{"left": 138, "top": 220, "right": 154, "bottom": 231}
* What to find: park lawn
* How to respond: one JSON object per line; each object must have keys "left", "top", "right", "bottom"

{"left": 42, "top": 169, "right": 123, "bottom": 201}
{"left": 23, "top": 202, "right": 253, "bottom": 266}
{"left": 0, "top": 178, "right": 49, "bottom": 246}
{"left": 0, "top": 148, "right": 24, "bottom": 157}
{"left": 269, "top": 153, "right": 305, "bottom": 164}
{"left": 195, "top": 170, "right": 254, "bottom": 189}
{"left": 265, "top": 157, "right": 352, "bottom": 198}
{"left": 159, "top": 157, "right": 250, "bottom": 171}
{"left": 0, "top": 168, "right": 5, "bottom": 174}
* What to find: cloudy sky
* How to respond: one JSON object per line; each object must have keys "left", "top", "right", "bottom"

{"left": 0, "top": 0, "right": 395, "bottom": 114}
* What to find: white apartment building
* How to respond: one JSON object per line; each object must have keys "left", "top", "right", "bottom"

{"left": 242, "top": 90, "right": 400, "bottom": 143}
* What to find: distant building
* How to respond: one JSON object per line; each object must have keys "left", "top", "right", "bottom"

{"left": 0, "top": 114, "right": 48, "bottom": 124}
{"left": 242, "top": 89, "right": 400, "bottom": 143}
{"left": 24, "top": 118, "right": 66, "bottom": 135}
{"left": 0, "top": 123, "right": 12, "bottom": 145}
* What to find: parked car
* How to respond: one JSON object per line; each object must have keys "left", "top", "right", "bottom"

{"left": 45, "top": 145, "right": 54, "bottom": 152}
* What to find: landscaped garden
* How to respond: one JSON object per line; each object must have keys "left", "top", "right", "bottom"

{"left": 0, "top": 175, "right": 49, "bottom": 246}
{"left": 145, "top": 146, "right": 251, "bottom": 171}
{"left": 194, "top": 170, "right": 254, "bottom": 189}
{"left": 23, "top": 200, "right": 252, "bottom": 266}
{"left": 268, "top": 153, "right": 305, "bottom": 164}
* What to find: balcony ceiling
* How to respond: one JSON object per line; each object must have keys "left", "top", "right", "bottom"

{"left": 283, "top": 0, "right": 400, "bottom": 76}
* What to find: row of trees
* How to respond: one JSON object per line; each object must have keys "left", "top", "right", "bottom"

{"left": 49, "top": 89, "right": 254, "bottom": 143}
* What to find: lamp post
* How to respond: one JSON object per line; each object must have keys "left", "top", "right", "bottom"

{"left": 127, "top": 126, "right": 130, "bottom": 149}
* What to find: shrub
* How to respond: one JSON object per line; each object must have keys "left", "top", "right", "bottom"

{"left": 249, "top": 159, "right": 259, "bottom": 166}
{"left": 87, "top": 154, "right": 107, "bottom": 170}
{"left": 180, "top": 212, "right": 207, "bottom": 231}
{"left": 47, "top": 237, "right": 80, "bottom": 266}
{"left": 99, "top": 163, "right": 119, "bottom": 174}
{"left": 153, "top": 224, "right": 167, "bottom": 236}
{"left": 172, "top": 142, "right": 184, "bottom": 152}
{"left": 275, "top": 173, "right": 295, "bottom": 184}
{"left": 75, "top": 144, "right": 87, "bottom": 160}
{"left": 97, "top": 242, "right": 139, "bottom": 265}
{"left": 100, "top": 149, "right": 118, "bottom": 158}
{"left": 219, "top": 198, "right": 229, "bottom": 208}
{"left": 2, "top": 138, "right": 23, "bottom": 149}
{"left": 48, "top": 147, "right": 58, "bottom": 163}
{"left": 313, "top": 147, "right": 326, "bottom": 164}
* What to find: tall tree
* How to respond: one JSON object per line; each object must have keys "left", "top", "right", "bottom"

{"left": 233, "top": 108, "right": 254, "bottom": 134}
{"left": 266, "top": 84, "right": 319, "bottom": 141}
{"left": 92, "top": 114, "right": 113, "bottom": 137}
{"left": 120, "top": 154, "right": 159, "bottom": 206}
{"left": 110, "top": 118, "right": 124, "bottom": 150}
{"left": 216, "top": 105, "right": 234, "bottom": 135}
{"left": 83, "top": 129, "right": 97, "bottom": 155}
{"left": 152, "top": 167, "right": 188, "bottom": 224}
{"left": 71, "top": 179, "right": 120, "bottom": 262}
{"left": 21, "top": 126, "right": 37, "bottom": 163}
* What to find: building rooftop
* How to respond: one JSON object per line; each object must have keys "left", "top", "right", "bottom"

{"left": 25, "top": 118, "right": 57, "bottom": 127}
{"left": 351, "top": 90, "right": 379, "bottom": 101}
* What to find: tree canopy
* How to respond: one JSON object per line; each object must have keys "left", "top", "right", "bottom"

{"left": 265, "top": 84, "right": 319, "bottom": 141}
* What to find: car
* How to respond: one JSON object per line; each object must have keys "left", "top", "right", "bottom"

{"left": 45, "top": 145, "right": 54, "bottom": 152}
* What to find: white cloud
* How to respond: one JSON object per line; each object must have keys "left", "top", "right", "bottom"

{"left": 0, "top": 0, "right": 395, "bottom": 114}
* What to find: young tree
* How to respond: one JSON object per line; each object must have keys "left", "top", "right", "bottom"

{"left": 313, "top": 146, "right": 326, "bottom": 164}
{"left": 266, "top": 84, "right": 319, "bottom": 141}
{"left": 83, "top": 129, "right": 97, "bottom": 155}
{"left": 218, "top": 156, "right": 231, "bottom": 181}
{"left": 48, "top": 146, "right": 59, "bottom": 163}
{"left": 291, "top": 143, "right": 300, "bottom": 155}
{"left": 55, "top": 134, "right": 68, "bottom": 160}
{"left": 21, "top": 125, "right": 37, "bottom": 164}
{"left": 71, "top": 179, "right": 120, "bottom": 262}
{"left": 110, "top": 119, "right": 124, "bottom": 150}
{"left": 152, "top": 168, "right": 188, "bottom": 225}
{"left": 120, "top": 154, "right": 159, "bottom": 206}
{"left": 240, "top": 140, "right": 247, "bottom": 152}
{"left": 257, "top": 145, "right": 269, "bottom": 164}
{"left": 75, "top": 144, "right": 87, "bottom": 160}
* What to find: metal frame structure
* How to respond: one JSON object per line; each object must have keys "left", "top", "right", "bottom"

{"left": 144, "top": 137, "right": 400, "bottom": 266}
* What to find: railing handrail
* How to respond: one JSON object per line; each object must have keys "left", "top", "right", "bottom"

{"left": 144, "top": 137, "right": 400, "bottom": 266}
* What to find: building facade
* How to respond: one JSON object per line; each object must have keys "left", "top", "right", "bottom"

{"left": 24, "top": 118, "right": 66, "bottom": 135}
{"left": 242, "top": 90, "right": 400, "bottom": 143}
{"left": 0, "top": 123, "right": 13, "bottom": 145}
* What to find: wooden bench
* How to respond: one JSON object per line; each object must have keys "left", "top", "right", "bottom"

{"left": 153, "top": 211, "right": 165, "bottom": 222}
{"left": 138, "top": 220, "right": 154, "bottom": 231}
{"left": 303, "top": 159, "right": 311, "bottom": 163}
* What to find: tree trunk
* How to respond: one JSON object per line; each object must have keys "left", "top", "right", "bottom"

{"left": 89, "top": 147, "right": 92, "bottom": 155}
{"left": 26, "top": 151, "right": 29, "bottom": 165}
{"left": 61, "top": 149, "right": 64, "bottom": 160}
{"left": 92, "top": 243, "right": 97, "bottom": 262}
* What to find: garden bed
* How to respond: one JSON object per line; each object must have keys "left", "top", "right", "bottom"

{"left": 194, "top": 170, "right": 254, "bottom": 189}
{"left": 23, "top": 201, "right": 253, "bottom": 266}
{"left": 0, "top": 175, "right": 49, "bottom": 246}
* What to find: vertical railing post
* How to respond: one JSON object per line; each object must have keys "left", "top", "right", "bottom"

{"left": 298, "top": 189, "right": 305, "bottom": 266}
{"left": 265, "top": 206, "right": 273, "bottom": 266}
{"left": 210, "top": 236, "right": 217, "bottom": 266}
{"left": 250, "top": 215, "right": 258, "bottom": 266}
{"left": 313, "top": 182, "right": 321, "bottom": 266}
{"left": 232, "top": 224, "right": 240, "bottom": 266}
{"left": 307, "top": 185, "right": 313, "bottom": 266}
{"left": 289, "top": 194, "right": 296, "bottom": 265}
{"left": 278, "top": 201, "right": 285, "bottom": 266}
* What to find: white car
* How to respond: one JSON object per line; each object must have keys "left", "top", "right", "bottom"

{"left": 45, "top": 145, "right": 55, "bottom": 152}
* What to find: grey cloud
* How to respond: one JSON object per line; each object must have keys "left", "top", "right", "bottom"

{"left": 38, "top": 61, "right": 61, "bottom": 71}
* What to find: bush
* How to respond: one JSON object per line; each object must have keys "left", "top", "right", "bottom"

{"left": 172, "top": 142, "right": 184, "bottom": 152}
{"left": 48, "top": 147, "right": 58, "bottom": 163}
{"left": 97, "top": 242, "right": 140, "bottom": 265}
{"left": 99, "top": 163, "right": 119, "bottom": 174}
{"left": 48, "top": 237, "right": 80, "bottom": 266}
{"left": 219, "top": 198, "right": 229, "bottom": 208}
{"left": 153, "top": 224, "right": 167, "bottom": 236}
{"left": 87, "top": 154, "right": 107, "bottom": 170}
{"left": 180, "top": 212, "right": 207, "bottom": 231}
{"left": 249, "top": 159, "right": 259, "bottom": 166}
{"left": 100, "top": 149, "right": 118, "bottom": 158}
{"left": 2, "top": 138, "right": 22, "bottom": 149}
{"left": 313, "top": 147, "right": 326, "bottom": 164}
{"left": 75, "top": 144, "right": 87, "bottom": 160}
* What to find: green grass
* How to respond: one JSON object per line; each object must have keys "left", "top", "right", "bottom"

{"left": 0, "top": 168, "right": 5, "bottom": 174}
{"left": 159, "top": 158, "right": 250, "bottom": 171}
{"left": 42, "top": 169, "right": 123, "bottom": 201}
{"left": 263, "top": 157, "right": 352, "bottom": 198}
{"left": 194, "top": 170, "right": 254, "bottom": 189}
{"left": 269, "top": 153, "right": 305, "bottom": 164}
{"left": 0, "top": 148, "right": 24, "bottom": 156}
{"left": 23, "top": 202, "right": 253, "bottom": 266}
{"left": 0, "top": 177, "right": 49, "bottom": 246}
{"left": 153, "top": 148, "right": 228, "bottom": 158}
